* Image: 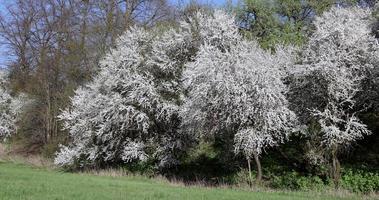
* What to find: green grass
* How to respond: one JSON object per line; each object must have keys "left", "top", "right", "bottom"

{"left": 0, "top": 162, "right": 370, "bottom": 200}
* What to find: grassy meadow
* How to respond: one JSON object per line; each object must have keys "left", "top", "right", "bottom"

{"left": 0, "top": 162, "right": 374, "bottom": 200}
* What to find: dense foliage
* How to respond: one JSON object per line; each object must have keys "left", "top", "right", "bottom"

{"left": 238, "top": 0, "right": 375, "bottom": 49}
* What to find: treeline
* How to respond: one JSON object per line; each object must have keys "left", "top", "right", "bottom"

{"left": 0, "top": 0, "right": 379, "bottom": 192}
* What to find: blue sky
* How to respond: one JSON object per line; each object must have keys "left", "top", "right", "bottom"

{"left": 0, "top": 2, "right": 9, "bottom": 68}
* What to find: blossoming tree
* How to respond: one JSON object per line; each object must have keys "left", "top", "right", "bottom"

{"left": 55, "top": 25, "right": 191, "bottom": 168}
{"left": 0, "top": 71, "right": 15, "bottom": 139}
{"left": 288, "top": 7, "right": 379, "bottom": 185}
{"left": 55, "top": 11, "right": 250, "bottom": 169}
{"left": 0, "top": 71, "right": 26, "bottom": 140}
{"left": 181, "top": 11, "right": 297, "bottom": 183}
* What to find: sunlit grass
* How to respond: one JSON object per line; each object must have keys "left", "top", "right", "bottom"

{"left": 0, "top": 162, "right": 370, "bottom": 200}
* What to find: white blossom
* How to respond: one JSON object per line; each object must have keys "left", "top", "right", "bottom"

{"left": 55, "top": 15, "right": 202, "bottom": 167}
{"left": 0, "top": 71, "right": 27, "bottom": 140}
{"left": 289, "top": 7, "right": 378, "bottom": 150}
{"left": 54, "top": 144, "right": 82, "bottom": 167}
{"left": 56, "top": 10, "right": 299, "bottom": 168}
{"left": 181, "top": 14, "right": 297, "bottom": 159}
{"left": 122, "top": 140, "right": 148, "bottom": 163}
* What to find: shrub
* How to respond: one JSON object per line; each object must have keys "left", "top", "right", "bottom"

{"left": 222, "top": 169, "right": 256, "bottom": 186}
{"left": 341, "top": 169, "right": 379, "bottom": 193}
{"left": 270, "top": 171, "right": 326, "bottom": 191}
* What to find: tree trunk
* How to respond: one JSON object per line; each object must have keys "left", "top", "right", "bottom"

{"left": 331, "top": 147, "right": 341, "bottom": 189}
{"left": 124, "top": 0, "right": 133, "bottom": 30}
{"left": 45, "top": 89, "right": 51, "bottom": 144}
{"left": 253, "top": 152, "right": 262, "bottom": 183}
{"left": 247, "top": 157, "right": 252, "bottom": 187}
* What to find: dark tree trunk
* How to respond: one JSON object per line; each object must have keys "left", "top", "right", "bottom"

{"left": 247, "top": 157, "right": 252, "bottom": 187}
{"left": 253, "top": 152, "right": 262, "bottom": 183}
{"left": 331, "top": 147, "right": 341, "bottom": 189}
